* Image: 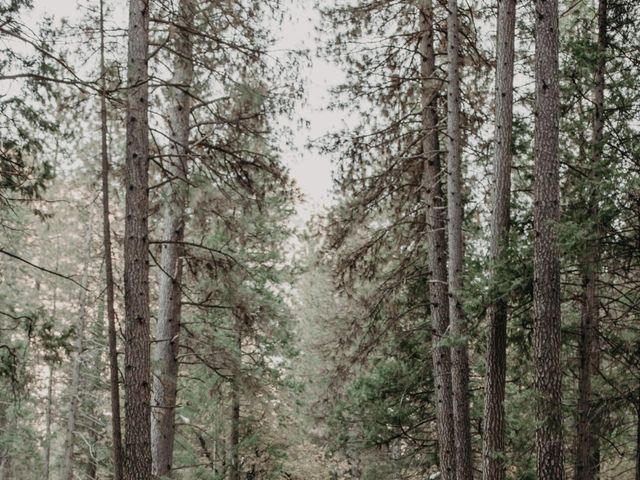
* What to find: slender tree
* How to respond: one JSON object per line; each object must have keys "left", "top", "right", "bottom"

{"left": 123, "top": 0, "right": 152, "bottom": 477}
{"left": 575, "top": 3, "right": 606, "bottom": 480}
{"left": 99, "top": 0, "right": 124, "bottom": 477}
{"left": 445, "top": 1, "right": 473, "bottom": 478}
{"left": 229, "top": 321, "right": 242, "bottom": 480}
{"left": 533, "top": 0, "right": 564, "bottom": 478}
{"left": 151, "top": 0, "right": 194, "bottom": 476}
{"left": 419, "top": 1, "right": 456, "bottom": 478}
{"left": 483, "top": 1, "right": 516, "bottom": 479}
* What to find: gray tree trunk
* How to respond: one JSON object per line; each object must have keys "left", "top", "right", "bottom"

{"left": 99, "top": 0, "right": 124, "bottom": 477}
{"left": 445, "top": 1, "right": 473, "bottom": 478}
{"left": 533, "top": 0, "right": 564, "bottom": 478}
{"left": 483, "top": 2, "right": 516, "bottom": 480}
{"left": 62, "top": 212, "right": 93, "bottom": 480}
{"left": 418, "top": 1, "right": 456, "bottom": 478}
{"left": 151, "top": 0, "right": 194, "bottom": 477}
{"left": 44, "top": 254, "right": 59, "bottom": 480}
{"left": 85, "top": 301, "right": 106, "bottom": 480}
{"left": 575, "top": 2, "right": 606, "bottom": 479}
{"left": 123, "top": 0, "right": 152, "bottom": 478}
{"left": 43, "top": 365, "right": 54, "bottom": 480}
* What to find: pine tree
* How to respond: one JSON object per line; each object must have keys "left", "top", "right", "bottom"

{"left": 533, "top": 0, "right": 564, "bottom": 478}
{"left": 123, "top": 0, "right": 152, "bottom": 478}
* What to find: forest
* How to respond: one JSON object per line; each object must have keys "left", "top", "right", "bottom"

{"left": 0, "top": 0, "right": 639, "bottom": 479}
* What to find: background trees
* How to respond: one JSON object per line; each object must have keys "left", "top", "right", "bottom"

{"left": 1, "top": 1, "right": 639, "bottom": 480}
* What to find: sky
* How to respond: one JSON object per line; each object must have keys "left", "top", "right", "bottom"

{"left": 26, "top": 0, "right": 342, "bottom": 226}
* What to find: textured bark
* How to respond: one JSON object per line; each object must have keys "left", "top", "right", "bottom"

{"left": 419, "top": 1, "right": 456, "bottom": 478}
{"left": 575, "top": 3, "right": 606, "bottom": 480}
{"left": 99, "top": 1, "right": 124, "bottom": 477}
{"left": 62, "top": 215, "right": 93, "bottom": 480}
{"left": 123, "top": 0, "right": 152, "bottom": 478}
{"left": 445, "top": 1, "right": 473, "bottom": 479}
{"left": 533, "top": 0, "right": 564, "bottom": 478}
{"left": 151, "top": 0, "right": 193, "bottom": 477}
{"left": 483, "top": 2, "right": 515, "bottom": 480}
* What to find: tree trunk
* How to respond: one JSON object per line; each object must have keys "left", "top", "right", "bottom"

{"left": 636, "top": 394, "right": 640, "bottom": 480}
{"left": 419, "top": 1, "right": 456, "bottom": 478}
{"left": 575, "top": 3, "right": 606, "bottom": 480}
{"left": 483, "top": 2, "right": 516, "bottom": 480}
{"left": 99, "top": 1, "right": 124, "bottom": 478}
{"left": 44, "top": 254, "right": 59, "bottom": 480}
{"left": 43, "top": 365, "right": 54, "bottom": 480}
{"left": 445, "top": 1, "right": 473, "bottom": 478}
{"left": 151, "top": 1, "right": 194, "bottom": 476}
{"left": 533, "top": 0, "right": 564, "bottom": 478}
{"left": 62, "top": 213, "right": 93, "bottom": 480}
{"left": 85, "top": 301, "right": 106, "bottom": 480}
{"left": 230, "top": 327, "right": 241, "bottom": 480}
{"left": 123, "top": 0, "right": 152, "bottom": 478}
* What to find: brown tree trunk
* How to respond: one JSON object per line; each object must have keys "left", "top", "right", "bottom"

{"left": 419, "top": 1, "right": 456, "bottom": 478}
{"left": 533, "top": 0, "right": 564, "bottom": 478}
{"left": 445, "top": 1, "right": 473, "bottom": 478}
{"left": 123, "top": 0, "right": 152, "bottom": 478}
{"left": 575, "top": 3, "right": 606, "bottom": 480}
{"left": 483, "top": 2, "right": 516, "bottom": 480}
{"left": 99, "top": 1, "right": 124, "bottom": 477}
{"left": 151, "top": 0, "right": 194, "bottom": 476}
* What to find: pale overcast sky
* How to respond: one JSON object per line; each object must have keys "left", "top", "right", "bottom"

{"left": 28, "top": 0, "right": 341, "bottom": 225}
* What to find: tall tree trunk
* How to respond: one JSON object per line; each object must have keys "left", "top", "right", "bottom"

{"left": 229, "top": 328, "right": 241, "bottom": 480}
{"left": 44, "top": 253, "right": 59, "bottom": 480}
{"left": 483, "top": 1, "right": 516, "bottom": 480}
{"left": 533, "top": 0, "right": 564, "bottom": 478}
{"left": 419, "top": 1, "right": 456, "bottom": 478}
{"left": 99, "top": 1, "right": 124, "bottom": 478}
{"left": 123, "top": 0, "right": 152, "bottom": 478}
{"left": 575, "top": 3, "right": 606, "bottom": 479}
{"left": 445, "top": 1, "right": 473, "bottom": 478}
{"left": 62, "top": 213, "right": 93, "bottom": 480}
{"left": 43, "top": 365, "right": 54, "bottom": 480}
{"left": 151, "top": 0, "right": 194, "bottom": 476}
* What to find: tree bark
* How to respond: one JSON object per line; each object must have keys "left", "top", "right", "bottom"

{"left": 419, "top": 1, "right": 456, "bottom": 478}
{"left": 575, "top": 3, "right": 606, "bottom": 480}
{"left": 151, "top": 1, "right": 194, "bottom": 477}
{"left": 99, "top": 0, "right": 124, "bottom": 477}
{"left": 483, "top": 2, "right": 516, "bottom": 480}
{"left": 123, "top": 0, "right": 152, "bottom": 478}
{"left": 445, "top": 1, "right": 473, "bottom": 478}
{"left": 62, "top": 213, "right": 93, "bottom": 480}
{"left": 533, "top": 0, "right": 564, "bottom": 478}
